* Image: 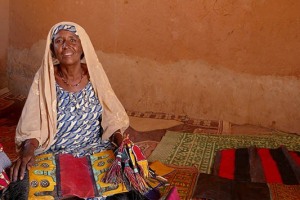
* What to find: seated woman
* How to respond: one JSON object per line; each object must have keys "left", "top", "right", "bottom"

{"left": 4, "top": 22, "right": 143, "bottom": 200}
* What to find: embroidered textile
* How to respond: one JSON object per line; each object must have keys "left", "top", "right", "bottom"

{"left": 28, "top": 150, "right": 127, "bottom": 199}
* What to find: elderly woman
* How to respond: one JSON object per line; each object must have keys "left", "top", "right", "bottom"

{"left": 4, "top": 22, "right": 144, "bottom": 200}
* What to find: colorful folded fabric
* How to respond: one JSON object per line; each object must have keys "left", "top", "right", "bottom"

{"left": 213, "top": 146, "right": 300, "bottom": 184}
{"left": 28, "top": 150, "right": 127, "bottom": 199}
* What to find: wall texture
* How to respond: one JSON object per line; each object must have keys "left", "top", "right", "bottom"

{"left": 6, "top": 0, "right": 300, "bottom": 133}
{"left": 0, "top": 0, "right": 9, "bottom": 88}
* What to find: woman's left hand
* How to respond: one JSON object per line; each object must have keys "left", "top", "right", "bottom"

{"left": 111, "top": 130, "right": 124, "bottom": 147}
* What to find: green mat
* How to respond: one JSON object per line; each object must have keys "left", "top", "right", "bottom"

{"left": 148, "top": 131, "right": 300, "bottom": 174}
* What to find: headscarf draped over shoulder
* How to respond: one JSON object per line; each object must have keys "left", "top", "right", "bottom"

{"left": 16, "top": 22, "right": 129, "bottom": 154}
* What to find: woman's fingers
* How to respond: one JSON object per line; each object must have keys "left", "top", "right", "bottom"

{"left": 19, "top": 157, "right": 29, "bottom": 181}
{"left": 9, "top": 139, "right": 37, "bottom": 182}
{"left": 11, "top": 159, "right": 21, "bottom": 182}
{"left": 9, "top": 155, "right": 33, "bottom": 182}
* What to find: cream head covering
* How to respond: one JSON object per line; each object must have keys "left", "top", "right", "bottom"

{"left": 16, "top": 22, "right": 129, "bottom": 154}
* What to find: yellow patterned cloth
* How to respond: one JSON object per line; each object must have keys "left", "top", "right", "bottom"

{"left": 149, "top": 161, "right": 175, "bottom": 177}
{"left": 146, "top": 161, "right": 175, "bottom": 188}
{"left": 28, "top": 154, "right": 56, "bottom": 200}
{"left": 28, "top": 150, "right": 127, "bottom": 199}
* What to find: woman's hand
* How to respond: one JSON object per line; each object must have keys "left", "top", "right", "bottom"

{"left": 110, "top": 130, "right": 124, "bottom": 147}
{"left": 9, "top": 138, "right": 38, "bottom": 182}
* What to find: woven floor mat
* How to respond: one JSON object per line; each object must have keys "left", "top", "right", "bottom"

{"left": 148, "top": 131, "right": 300, "bottom": 173}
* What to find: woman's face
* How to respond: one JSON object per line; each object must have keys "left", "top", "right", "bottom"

{"left": 52, "top": 30, "right": 83, "bottom": 66}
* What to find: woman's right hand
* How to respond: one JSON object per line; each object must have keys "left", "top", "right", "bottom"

{"left": 9, "top": 138, "right": 38, "bottom": 182}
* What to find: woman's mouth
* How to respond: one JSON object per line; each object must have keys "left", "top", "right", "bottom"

{"left": 63, "top": 52, "right": 73, "bottom": 56}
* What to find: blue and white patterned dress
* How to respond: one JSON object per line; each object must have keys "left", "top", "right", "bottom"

{"left": 47, "top": 82, "right": 113, "bottom": 157}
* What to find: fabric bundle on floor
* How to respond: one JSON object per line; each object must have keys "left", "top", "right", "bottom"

{"left": 213, "top": 146, "right": 300, "bottom": 185}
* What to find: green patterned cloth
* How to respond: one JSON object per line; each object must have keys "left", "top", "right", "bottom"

{"left": 148, "top": 131, "right": 300, "bottom": 174}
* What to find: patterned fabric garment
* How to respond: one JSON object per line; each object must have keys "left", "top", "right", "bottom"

{"left": 47, "top": 82, "right": 113, "bottom": 157}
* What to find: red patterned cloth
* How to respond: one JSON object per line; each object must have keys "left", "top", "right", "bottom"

{"left": 0, "top": 143, "right": 11, "bottom": 190}
{"left": 0, "top": 170, "right": 10, "bottom": 190}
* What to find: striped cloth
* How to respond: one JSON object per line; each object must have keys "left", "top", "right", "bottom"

{"left": 213, "top": 146, "right": 300, "bottom": 185}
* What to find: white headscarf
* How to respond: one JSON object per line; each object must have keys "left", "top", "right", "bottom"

{"left": 16, "top": 22, "right": 129, "bottom": 154}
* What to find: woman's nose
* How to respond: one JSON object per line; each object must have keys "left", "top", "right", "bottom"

{"left": 62, "top": 41, "right": 70, "bottom": 49}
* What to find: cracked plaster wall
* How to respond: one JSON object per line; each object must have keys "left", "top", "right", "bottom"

{"left": 6, "top": 0, "right": 300, "bottom": 133}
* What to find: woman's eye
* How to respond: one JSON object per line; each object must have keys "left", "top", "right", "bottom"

{"left": 70, "top": 38, "right": 76, "bottom": 43}
{"left": 55, "top": 39, "right": 63, "bottom": 44}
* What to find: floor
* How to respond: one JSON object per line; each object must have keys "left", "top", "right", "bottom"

{"left": 1, "top": 88, "right": 299, "bottom": 200}
{"left": 0, "top": 87, "right": 298, "bottom": 160}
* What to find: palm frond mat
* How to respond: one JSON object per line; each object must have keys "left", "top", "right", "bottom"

{"left": 148, "top": 131, "right": 300, "bottom": 174}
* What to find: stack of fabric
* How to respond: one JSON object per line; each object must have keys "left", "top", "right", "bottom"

{"left": 148, "top": 131, "right": 300, "bottom": 199}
